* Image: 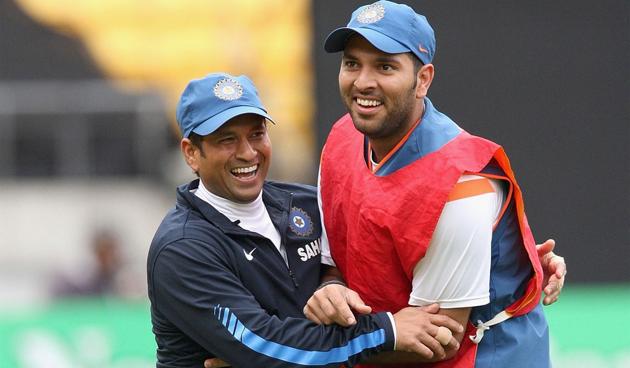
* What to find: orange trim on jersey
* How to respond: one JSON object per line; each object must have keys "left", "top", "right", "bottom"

{"left": 447, "top": 178, "right": 495, "bottom": 202}
{"left": 469, "top": 172, "right": 514, "bottom": 230}
{"left": 455, "top": 171, "right": 539, "bottom": 317}
{"left": 506, "top": 277, "right": 539, "bottom": 314}
{"left": 368, "top": 118, "right": 422, "bottom": 173}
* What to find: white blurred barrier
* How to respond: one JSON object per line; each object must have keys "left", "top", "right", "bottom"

{"left": 0, "top": 79, "right": 183, "bottom": 307}
{"left": 0, "top": 179, "right": 173, "bottom": 307}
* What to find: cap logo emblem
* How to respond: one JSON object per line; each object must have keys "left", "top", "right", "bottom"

{"left": 213, "top": 78, "right": 243, "bottom": 101}
{"left": 357, "top": 3, "right": 385, "bottom": 24}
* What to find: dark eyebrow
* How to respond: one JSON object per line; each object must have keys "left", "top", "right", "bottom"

{"left": 249, "top": 119, "right": 267, "bottom": 132}
{"left": 374, "top": 56, "right": 402, "bottom": 64}
{"left": 210, "top": 126, "right": 236, "bottom": 138}
{"left": 341, "top": 52, "right": 401, "bottom": 65}
{"left": 211, "top": 131, "right": 234, "bottom": 140}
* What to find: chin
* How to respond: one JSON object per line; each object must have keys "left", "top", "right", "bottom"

{"left": 351, "top": 119, "right": 379, "bottom": 137}
{"left": 233, "top": 186, "right": 264, "bottom": 203}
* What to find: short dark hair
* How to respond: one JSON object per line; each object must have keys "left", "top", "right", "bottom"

{"left": 410, "top": 54, "right": 423, "bottom": 89}
{"left": 412, "top": 54, "right": 423, "bottom": 73}
{"left": 188, "top": 132, "right": 206, "bottom": 157}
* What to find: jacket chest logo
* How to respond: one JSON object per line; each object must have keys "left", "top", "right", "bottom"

{"left": 243, "top": 247, "right": 257, "bottom": 261}
{"left": 289, "top": 207, "right": 313, "bottom": 236}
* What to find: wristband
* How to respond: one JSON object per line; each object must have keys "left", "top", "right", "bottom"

{"left": 316, "top": 279, "right": 347, "bottom": 290}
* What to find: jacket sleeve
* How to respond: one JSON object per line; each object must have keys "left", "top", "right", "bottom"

{"left": 151, "top": 238, "right": 395, "bottom": 368}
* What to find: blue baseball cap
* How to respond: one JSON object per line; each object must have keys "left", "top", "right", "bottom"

{"left": 324, "top": 0, "right": 435, "bottom": 65}
{"left": 176, "top": 73, "right": 275, "bottom": 138}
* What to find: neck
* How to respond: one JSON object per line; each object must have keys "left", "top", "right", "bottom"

{"left": 196, "top": 179, "right": 263, "bottom": 209}
{"left": 369, "top": 100, "right": 425, "bottom": 163}
{"left": 369, "top": 137, "right": 401, "bottom": 163}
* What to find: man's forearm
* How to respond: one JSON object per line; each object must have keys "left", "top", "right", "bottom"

{"left": 320, "top": 264, "right": 345, "bottom": 283}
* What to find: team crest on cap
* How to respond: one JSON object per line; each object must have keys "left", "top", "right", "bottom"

{"left": 357, "top": 2, "right": 385, "bottom": 24}
{"left": 289, "top": 207, "right": 313, "bottom": 237}
{"left": 213, "top": 78, "right": 243, "bottom": 101}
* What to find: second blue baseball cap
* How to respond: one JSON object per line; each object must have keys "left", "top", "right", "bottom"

{"left": 176, "top": 73, "right": 275, "bottom": 138}
{"left": 324, "top": 0, "right": 435, "bottom": 65}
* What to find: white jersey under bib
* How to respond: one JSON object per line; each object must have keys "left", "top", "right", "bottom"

{"left": 319, "top": 174, "right": 505, "bottom": 309}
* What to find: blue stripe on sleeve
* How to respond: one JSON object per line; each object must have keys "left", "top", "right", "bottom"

{"left": 228, "top": 312, "right": 238, "bottom": 335}
{"left": 214, "top": 306, "right": 385, "bottom": 365}
{"left": 234, "top": 320, "right": 245, "bottom": 340}
{"left": 222, "top": 309, "right": 230, "bottom": 326}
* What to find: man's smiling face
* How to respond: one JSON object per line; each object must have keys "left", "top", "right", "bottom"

{"left": 185, "top": 114, "right": 271, "bottom": 203}
{"left": 338, "top": 35, "right": 421, "bottom": 152}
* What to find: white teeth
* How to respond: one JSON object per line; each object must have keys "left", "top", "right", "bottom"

{"left": 232, "top": 165, "right": 257, "bottom": 174}
{"left": 356, "top": 98, "right": 382, "bottom": 107}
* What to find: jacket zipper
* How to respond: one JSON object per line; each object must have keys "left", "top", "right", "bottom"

{"left": 282, "top": 193, "right": 299, "bottom": 288}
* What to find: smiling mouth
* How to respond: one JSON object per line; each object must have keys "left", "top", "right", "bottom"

{"left": 231, "top": 164, "right": 258, "bottom": 179}
{"left": 355, "top": 97, "right": 382, "bottom": 108}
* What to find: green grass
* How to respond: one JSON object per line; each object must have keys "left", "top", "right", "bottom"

{"left": 546, "top": 284, "right": 630, "bottom": 368}
{"left": 1, "top": 286, "right": 629, "bottom": 367}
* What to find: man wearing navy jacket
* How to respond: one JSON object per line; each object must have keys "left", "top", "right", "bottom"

{"left": 147, "top": 72, "right": 465, "bottom": 368}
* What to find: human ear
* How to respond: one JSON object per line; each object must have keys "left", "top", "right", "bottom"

{"left": 416, "top": 63, "right": 435, "bottom": 99}
{"left": 180, "top": 138, "right": 200, "bottom": 172}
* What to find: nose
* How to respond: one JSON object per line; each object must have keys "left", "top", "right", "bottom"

{"left": 353, "top": 68, "right": 377, "bottom": 91}
{"left": 235, "top": 138, "right": 257, "bottom": 161}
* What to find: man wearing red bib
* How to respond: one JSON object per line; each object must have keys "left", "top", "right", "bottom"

{"left": 306, "top": 1, "right": 555, "bottom": 367}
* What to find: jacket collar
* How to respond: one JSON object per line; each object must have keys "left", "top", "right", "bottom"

{"left": 176, "top": 179, "right": 291, "bottom": 237}
{"left": 371, "top": 97, "right": 462, "bottom": 176}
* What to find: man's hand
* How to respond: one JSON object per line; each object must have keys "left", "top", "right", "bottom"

{"left": 204, "top": 358, "right": 229, "bottom": 368}
{"left": 392, "top": 304, "right": 463, "bottom": 360}
{"left": 537, "top": 239, "right": 567, "bottom": 305}
{"left": 303, "top": 283, "right": 372, "bottom": 326}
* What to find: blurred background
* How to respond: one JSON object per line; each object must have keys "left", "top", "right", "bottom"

{"left": 0, "top": 0, "right": 627, "bottom": 367}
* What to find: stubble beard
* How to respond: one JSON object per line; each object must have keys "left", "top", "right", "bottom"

{"left": 344, "top": 91, "right": 417, "bottom": 142}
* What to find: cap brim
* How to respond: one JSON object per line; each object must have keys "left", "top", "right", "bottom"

{"left": 324, "top": 27, "right": 409, "bottom": 54}
{"left": 189, "top": 105, "right": 275, "bottom": 137}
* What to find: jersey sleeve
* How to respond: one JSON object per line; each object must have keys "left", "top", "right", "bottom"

{"left": 408, "top": 176, "right": 505, "bottom": 309}
{"left": 151, "top": 238, "right": 394, "bottom": 368}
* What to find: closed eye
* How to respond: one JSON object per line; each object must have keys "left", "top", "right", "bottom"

{"left": 218, "top": 136, "right": 236, "bottom": 144}
{"left": 250, "top": 130, "right": 266, "bottom": 139}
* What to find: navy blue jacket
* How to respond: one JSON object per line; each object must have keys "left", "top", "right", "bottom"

{"left": 147, "top": 179, "right": 394, "bottom": 367}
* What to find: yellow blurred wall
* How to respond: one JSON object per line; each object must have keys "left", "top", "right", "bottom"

{"left": 16, "top": 0, "right": 316, "bottom": 181}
